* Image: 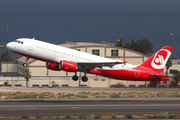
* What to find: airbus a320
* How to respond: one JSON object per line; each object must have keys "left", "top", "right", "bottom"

{"left": 6, "top": 38, "right": 174, "bottom": 82}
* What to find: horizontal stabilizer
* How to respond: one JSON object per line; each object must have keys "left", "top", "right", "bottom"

{"left": 149, "top": 74, "right": 170, "bottom": 78}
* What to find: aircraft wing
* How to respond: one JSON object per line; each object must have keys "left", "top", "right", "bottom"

{"left": 77, "top": 61, "right": 123, "bottom": 70}
{"left": 54, "top": 57, "right": 123, "bottom": 70}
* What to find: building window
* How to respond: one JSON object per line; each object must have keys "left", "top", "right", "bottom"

{"left": 101, "top": 79, "right": 105, "bottom": 81}
{"left": 111, "top": 50, "right": 118, "bottom": 56}
{"left": 92, "top": 49, "right": 99, "bottom": 56}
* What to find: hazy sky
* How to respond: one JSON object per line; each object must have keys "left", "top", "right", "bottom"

{"left": 1, "top": 0, "right": 180, "bottom": 58}
{"left": 1, "top": 0, "right": 180, "bottom": 11}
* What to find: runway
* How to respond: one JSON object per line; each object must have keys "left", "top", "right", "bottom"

{"left": 0, "top": 98, "right": 180, "bottom": 116}
{"left": 1, "top": 87, "right": 180, "bottom": 94}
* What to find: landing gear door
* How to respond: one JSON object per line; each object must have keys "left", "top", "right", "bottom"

{"left": 28, "top": 39, "right": 35, "bottom": 51}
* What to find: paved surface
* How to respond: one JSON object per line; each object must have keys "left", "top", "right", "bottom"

{"left": 0, "top": 87, "right": 179, "bottom": 117}
{"left": 0, "top": 87, "right": 180, "bottom": 93}
{"left": 0, "top": 98, "right": 180, "bottom": 116}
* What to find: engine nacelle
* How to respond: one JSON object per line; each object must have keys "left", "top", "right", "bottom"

{"left": 46, "top": 62, "right": 60, "bottom": 71}
{"left": 46, "top": 60, "right": 77, "bottom": 72}
{"left": 59, "top": 60, "right": 77, "bottom": 72}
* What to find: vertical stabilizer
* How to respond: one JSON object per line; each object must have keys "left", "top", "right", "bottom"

{"left": 137, "top": 46, "right": 174, "bottom": 74}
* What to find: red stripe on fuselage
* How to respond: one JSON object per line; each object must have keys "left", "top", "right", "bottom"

{"left": 88, "top": 69, "right": 169, "bottom": 81}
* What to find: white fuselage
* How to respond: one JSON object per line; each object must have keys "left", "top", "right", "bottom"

{"left": 7, "top": 38, "right": 135, "bottom": 70}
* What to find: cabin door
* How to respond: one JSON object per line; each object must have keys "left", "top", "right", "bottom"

{"left": 28, "top": 39, "right": 35, "bottom": 51}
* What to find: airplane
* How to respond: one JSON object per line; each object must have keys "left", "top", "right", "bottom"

{"left": 6, "top": 38, "right": 174, "bottom": 82}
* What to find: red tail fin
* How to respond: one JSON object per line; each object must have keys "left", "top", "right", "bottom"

{"left": 138, "top": 46, "right": 174, "bottom": 74}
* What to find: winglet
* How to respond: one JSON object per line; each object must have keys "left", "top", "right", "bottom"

{"left": 123, "top": 61, "right": 127, "bottom": 65}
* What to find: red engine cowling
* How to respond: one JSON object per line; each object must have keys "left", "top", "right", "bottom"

{"left": 59, "top": 60, "right": 77, "bottom": 72}
{"left": 46, "top": 60, "right": 77, "bottom": 72}
{"left": 46, "top": 62, "right": 60, "bottom": 71}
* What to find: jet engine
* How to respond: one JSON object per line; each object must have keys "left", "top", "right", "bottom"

{"left": 46, "top": 60, "right": 77, "bottom": 72}
{"left": 59, "top": 60, "right": 77, "bottom": 72}
{"left": 46, "top": 62, "right": 60, "bottom": 71}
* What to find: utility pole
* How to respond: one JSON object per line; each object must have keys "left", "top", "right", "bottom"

{"left": 6, "top": 23, "right": 9, "bottom": 76}
{"left": 0, "top": 45, "right": 5, "bottom": 73}
{"left": 170, "top": 33, "right": 173, "bottom": 46}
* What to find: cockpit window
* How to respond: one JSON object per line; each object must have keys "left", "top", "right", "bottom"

{"left": 14, "top": 40, "right": 23, "bottom": 44}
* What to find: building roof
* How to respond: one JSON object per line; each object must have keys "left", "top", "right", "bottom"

{"left": 61, "top": 41, "right": 114, "bottom": 47}
{"left": 0, "top": 72, "right": 22, "bottom": 77}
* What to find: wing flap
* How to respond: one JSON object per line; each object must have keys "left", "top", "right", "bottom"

{"left": 77, "top": 61, "right": 123, "bottom": 70}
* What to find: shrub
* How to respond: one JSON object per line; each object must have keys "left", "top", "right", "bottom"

{"left": 4, "top": 81, "right": 9, "bottom": 86}
{"left": 153, "top": 115, "right": 167, "bottom": 119}
{"left": 125, "top": 114, "right": 133, "bottom": 119}
{"left": 110, "top": 93, "right": 121, "bottom": 98}
{"left": 148, "top": 81, "right": 158, "bottom": 87}
{"left": 21, "top": 116, "right": 29, "bottom": 119}
{"left": 35, "top": 116, "right": 43, "bottom": 119}
{"left": 169, "top": 80, "right": 178, "bottom": 86}
{"left": 55, "top": 116, "right": 60, "bottom": 119}
{"left": 116, "top": 83, "right": 125, "bottom": 87}
{"left": 75, "top": 93, "right": 88, "bottom": 98}
{"left": 94, "top": 115, "right": 101, "bottom": 119}
{"left": 169, "top": 114, "right": 177, "bottom": 119}
{"left": 65, "top": 116, "right": 71, "bottom": 119}
{"left": 147, "top": 115, "right": 152, "bottom": 119}
{"left": 112, "top": 115, "right": 117, "bottom": 119}
{"left": 79, "top": 116, "right": 86, "bottom": 119}
{"left": 157, "top": 115, "right": 167, "bottom": 119}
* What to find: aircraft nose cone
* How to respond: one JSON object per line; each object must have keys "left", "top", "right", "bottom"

{"left": 6, "top": 42, "right": 12, "bottom": 50}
